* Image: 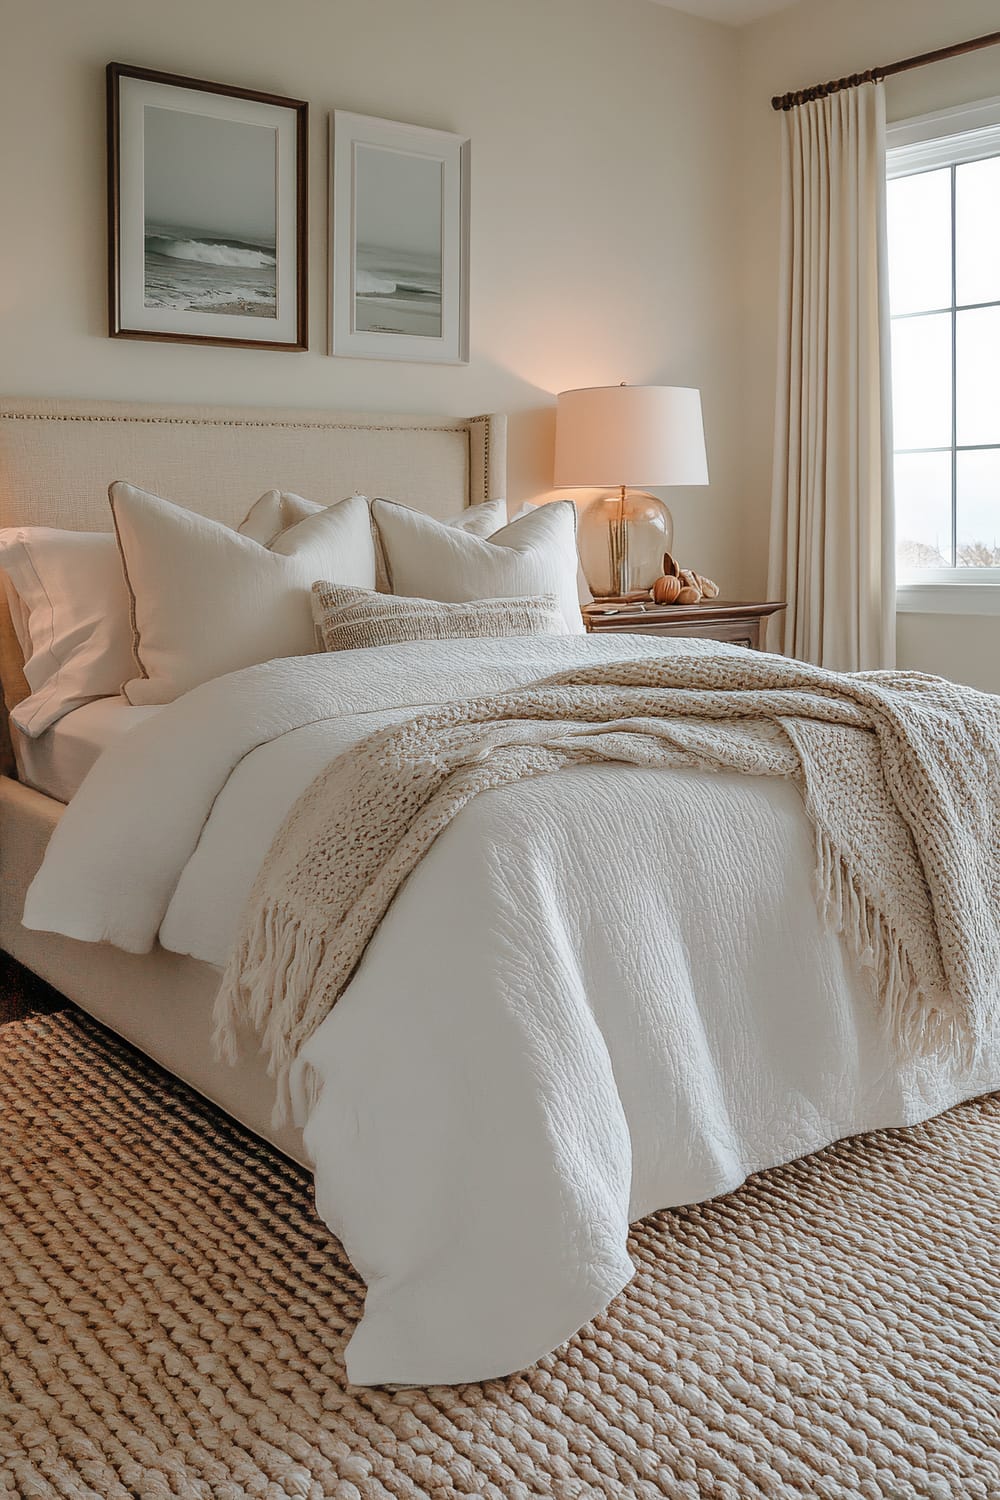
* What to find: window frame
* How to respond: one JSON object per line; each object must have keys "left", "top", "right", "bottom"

{"left": 888, "top": 96, "right": 1000, "bottom": 615}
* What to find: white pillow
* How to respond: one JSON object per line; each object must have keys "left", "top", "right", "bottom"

{"left": 241, "top": 491, "right": 510, "bottom": 594}
{"left": 0, "top": 529, "right": 136, "bottom": 738}
{"left": 239, "top": 491, "right": 509, "bottom": 547}
{"left": 446, "top": 498, "right": 511, "bottom": 537}
{"left": 510, "top": 501, "right": 592, "bottom": 606}
{"left": 110, "top": 483, "right": 376, "bottom": 705}
{"left": 372, "top": 498, "right": 584, "bottom": 633}
{"left": 238, "top": 489, "right": 329, "bottom": 547}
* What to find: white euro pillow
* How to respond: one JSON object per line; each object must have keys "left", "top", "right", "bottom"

{"left": 0, "top": 529, "right": 137, "bottom": 737}
{"left": 110, "top": 484, "right": 376, "bottom": 705}
{"left": 372, "top": 498, "right": 584, "bottom": 633}
{"left": 237, "top": 489, "right": 327, "bottom": 548}
{"left": 239, "top": 492, "right": 510, "bottom": 547}
{"left": 241, "top": 491, "right": 511, "bottom": 594}
{"left": 445, "top": 498, "right": 511, "bottom": 537}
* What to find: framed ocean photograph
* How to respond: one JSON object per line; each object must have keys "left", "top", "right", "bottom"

{"left": 330, "top": 112, "right": 469, "bottom": 363}
{"left": 107, "top": 63, "right": 308, "bottom": 349}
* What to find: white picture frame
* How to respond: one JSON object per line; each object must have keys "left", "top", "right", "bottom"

{"left": 108, "top": 63, "right": 308, "bottom": 350}
{"left": 330, "top": 111, "right": 470, "bottom": 364}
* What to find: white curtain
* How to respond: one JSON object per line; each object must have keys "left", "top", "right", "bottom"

{"left": 767, "top": 84, "right": 895, "bottom": 671}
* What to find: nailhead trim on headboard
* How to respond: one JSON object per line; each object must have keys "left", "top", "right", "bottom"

{"left": 0, "top": 409, "right": 502, "bottom": 535}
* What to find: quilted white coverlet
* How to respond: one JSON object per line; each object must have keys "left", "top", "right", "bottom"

{"left": 24, "top": 636, "right": 1000, "bottom": 1385}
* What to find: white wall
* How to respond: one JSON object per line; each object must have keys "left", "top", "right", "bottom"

{"left": 6, "top": 0, "right": 998, "bottom": 676}
{"left": 738, "top": 0, "right": 1000, "bottom": 689}
{"left": 1, "top": 0, "right": 751, "bottom": 593}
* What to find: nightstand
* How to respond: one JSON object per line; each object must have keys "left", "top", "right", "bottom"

{"left": 582, "top": 599, "right": 786, "bottom": 651}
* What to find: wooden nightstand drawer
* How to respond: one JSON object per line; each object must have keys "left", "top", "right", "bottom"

{"left": 582, "top": 600, "right": 786, "bottom": 651}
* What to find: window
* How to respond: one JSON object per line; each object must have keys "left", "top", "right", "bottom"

{"left": 887, "top": 98, "right": 1000, "bottom": 613}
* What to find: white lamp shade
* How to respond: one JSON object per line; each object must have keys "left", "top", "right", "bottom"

{"left": 553, "top": 384, "right": 709, "bottom": 489}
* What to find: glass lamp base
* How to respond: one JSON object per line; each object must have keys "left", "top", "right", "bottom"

{"left": 578, "top": 489, "right": 674, "bottom": 599}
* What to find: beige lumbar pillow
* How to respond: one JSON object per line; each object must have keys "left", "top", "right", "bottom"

{"left": 312, "top": 583, "right": 567, "bottom": 654}
{"left": 372, "top": 499, "right": 583, "bottom": 632}
{"left": 110, "top": 483, "right": 376, "bottom": 704}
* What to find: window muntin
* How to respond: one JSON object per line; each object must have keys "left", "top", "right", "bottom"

{"left": 888, "top": 122, "right": 1000, "bottom": 576}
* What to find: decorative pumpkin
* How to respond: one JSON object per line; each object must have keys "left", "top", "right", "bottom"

{"left": 651, "top": 554, "right": 721, "bottom": 606}
{"left": 652, "top": 573, "right": 683, "bottom": 605}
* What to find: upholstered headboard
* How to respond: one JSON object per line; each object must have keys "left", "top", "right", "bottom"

{"left": 0, "top": 396, "right": 507, "bottom": 776}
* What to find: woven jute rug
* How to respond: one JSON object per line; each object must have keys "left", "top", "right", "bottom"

{"left": 1, "top": 1012, "right": 998, "bottom": 1500}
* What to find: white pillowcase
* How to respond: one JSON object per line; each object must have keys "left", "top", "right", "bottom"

{"left": 510, "top": 501, "right": 593, "bottom": 606}
{"left": 241, "top": 491, "right": 510, "bottom": 593}
{"left": 444, "top": 498, "right": 511, "bottom": 537}
{"left": 110, "top": 483, "right": 377, "bottom": 705}
{"left": 239, "top": 491, "right": 510, "bottom": 548}
{"left": 372, "top": 498, "right": 584, "bottom": 633}
{"left": 238, "top": 490, "right": 330, "bottom": 548}
{"left": 0, "top": 529, "right": 137, "bottom": 738}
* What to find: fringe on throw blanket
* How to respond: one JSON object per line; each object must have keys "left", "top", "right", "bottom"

{"left": 213, "top": 653, "right": 1000, "bottom": 1125}
{"left": 214, "top": 900, "right": 331, "bottom": 1124}
{"left": 814, "top": 826, "right": 957, "bottom": 1062}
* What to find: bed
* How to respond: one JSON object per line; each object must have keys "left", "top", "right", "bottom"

{"left": 2, "top": 395, "right": 997, "bottom": 1389}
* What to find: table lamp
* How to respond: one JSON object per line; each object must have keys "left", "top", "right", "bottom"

{"left": 554, "top": 383, "right": 709, "bottom": 599}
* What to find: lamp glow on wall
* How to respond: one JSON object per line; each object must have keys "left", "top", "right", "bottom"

{"left": 553, "top": 384, "right": 709, "bottom": 599}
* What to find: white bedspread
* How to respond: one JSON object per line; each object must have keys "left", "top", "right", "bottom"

{"left": 24, "top": 635, "right": 999, "bottom": 1385}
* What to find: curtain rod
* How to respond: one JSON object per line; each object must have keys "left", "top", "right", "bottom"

{"left": 771, "top": 28, "right": 1000, "bottom": 112}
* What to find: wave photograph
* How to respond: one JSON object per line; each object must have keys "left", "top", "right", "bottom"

{"left": 353, "top": 142, "right": 444, "bottom": 339}
{"left": 354, "top": 243, "right": 441, "bottom": 336}
{"left": 142, "top": 104, "right": 278, "bottom": 319}
{"left": 144, "top": 223, "right": 277, "bottom": 317}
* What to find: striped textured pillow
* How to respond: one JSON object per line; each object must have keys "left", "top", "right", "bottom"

{"left": 312, "top": 583, "right": 567, "bottom": 653}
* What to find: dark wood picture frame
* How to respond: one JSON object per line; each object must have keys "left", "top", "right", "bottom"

{"left": 107, "top": 62, "right": 308, "bottom": 350}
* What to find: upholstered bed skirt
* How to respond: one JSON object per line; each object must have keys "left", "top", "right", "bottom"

{"left": 0, "top": 774, "right": 306, "bottom": 1164}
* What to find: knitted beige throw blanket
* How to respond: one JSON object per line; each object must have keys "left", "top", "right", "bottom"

{"left": 213, "top": 652, "right": 1000, "bottom": 1117}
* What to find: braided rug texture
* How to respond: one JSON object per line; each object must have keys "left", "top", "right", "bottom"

{"left": 1, "top": 1012, "right": 998, "bottom": 1500}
